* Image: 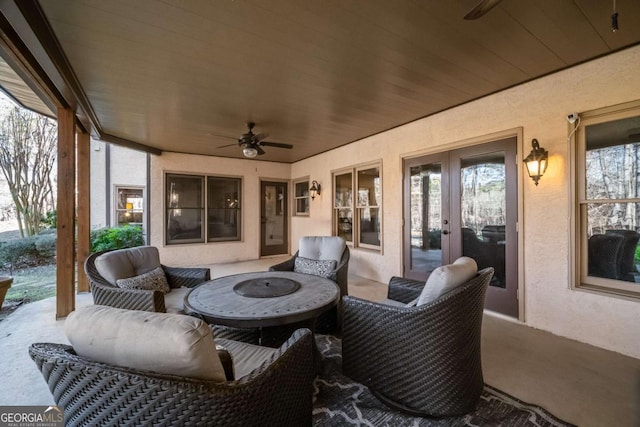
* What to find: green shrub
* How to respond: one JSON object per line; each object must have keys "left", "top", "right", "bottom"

{"left": 35, "top": 233, "right": 57, "bottom": 260}
{"left": 41, "top": 210, "right": 57, "bottom": 229}
{"left": 635, "top": 245, "right": 640, "bottom": 265}
{"left": 90, "top": 225, "right": 144, "bottom": 253}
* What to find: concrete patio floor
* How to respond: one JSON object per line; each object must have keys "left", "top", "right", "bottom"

{"left": 1, "top": 256, "right": 639, "bottom": 427}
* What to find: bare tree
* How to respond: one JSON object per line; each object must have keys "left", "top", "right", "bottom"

{"left": 0, "top": 106, "right": 57, "bottom": 237}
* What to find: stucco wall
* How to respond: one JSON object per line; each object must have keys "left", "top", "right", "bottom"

{"left": 89, "top": 139, "right": 107, "bottom": 228}
{"left": 90, "top": 140, "right": 147, "bottom": 230}
{"left": 147, "top": 46, "right": 640, "bottom": 359}
{"left": 149, "top": 152, "right": 291, "bottom": 266}
{"left": 289, "top": 45, "right": 640, "bottom": 359}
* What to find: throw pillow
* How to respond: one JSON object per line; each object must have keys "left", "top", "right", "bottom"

{"left": 65, "top": 305, "right": 227, "bottom": 382}
{"left": 294, "top": 257, "right": 337, "bottom": 279}
{"left": 417, "top": 257, "right": 478, "bottom": 306}
{"left": 116, "top": 266, "right": 170, "bottom": 294}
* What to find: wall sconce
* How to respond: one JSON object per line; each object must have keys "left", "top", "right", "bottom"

{"left": 523, "top": 139, "right": 548, "bottom": 186}
{"left": 309, "top": 180, "right": 321, "bottom": 200}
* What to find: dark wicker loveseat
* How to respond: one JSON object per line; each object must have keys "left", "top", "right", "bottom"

{"left": 29, "top": 329, "right": 315, "bottom": 427}
{"left": 85, "top": 247, "right": 210, "bottom": 312}
{"left": 342, "top": 268, "right": 494, "bottom": 417}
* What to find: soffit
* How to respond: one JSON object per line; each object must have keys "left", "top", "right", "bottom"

{"left": 33, "top": 0, "right": 640, "bottom": 162}
{"left": 0, "top": 54, "right": 53, "bottom": 116}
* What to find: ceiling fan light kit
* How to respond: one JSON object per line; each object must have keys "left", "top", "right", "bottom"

{"left": 243, "top": 146, "right": 258, "bottom": 158}
{"left": 217, "top": 122, "right": 293, "bottom": 159}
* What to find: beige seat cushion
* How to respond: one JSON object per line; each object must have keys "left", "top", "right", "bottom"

{"left": 164, "top": 287, "right": 192, "bottom": 314}
{"left": 217, "top": 338, "right": 278, "bottom": 380}
{"left": 298, "top": 236, "right": 346, "bottom": 263}
{"left": 94, "top": 246, "right": 162, "bottom": 285}
{"left": 417, "top": 257, "right": 478, "bottom": 306}
{"left": 65, "top": 305, "right": 226, "bottom": 382}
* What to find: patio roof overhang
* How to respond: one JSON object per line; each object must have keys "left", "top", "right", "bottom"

{"left": 2, "top": 0, "right": 640, "bottom": 317}
{"left": 2, "top": 0, "right": 640, "bottom": 163}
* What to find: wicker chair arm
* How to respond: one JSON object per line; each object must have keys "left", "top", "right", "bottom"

{"left": 268, "top": 254, "right": 296, "bottom": 272}
{"left": 90, "top": 281, "right": 165, "bottom": 312}
{"left": 29, "top": 329, "right": 315, "bottom": 427}
{"left": 162, "top": 265, "right": 211, "bottom": 288}
{"left": 387, "top": 276, "right": 424, "bottom": 303}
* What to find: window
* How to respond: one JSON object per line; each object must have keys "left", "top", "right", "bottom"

{"left": 115, "top": 187, "right": 143, "bottom": 227}
{"left": 207, "top": 176, "right": 241, "bottom": 241}
{"left": 166, "top": 173, "right": 241, "bottom": 245}
{"left": 574, "top": 101, "right": 640, "bottom": 298}
{"left": 333, "top": 162, "right": 382, "bottom": 250}
{"left": 293, "top": 178, "right": 310, "bottom": 216}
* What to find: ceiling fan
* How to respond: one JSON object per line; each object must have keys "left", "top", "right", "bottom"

{"left": 217, "top": 122, "right": 293, "bottom": 158}
{"left": 464, "top": 0, "right": 502, "bottom": 20}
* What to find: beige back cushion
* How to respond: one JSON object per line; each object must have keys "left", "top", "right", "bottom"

{"left": 94, "top": 246, "right": 162, "bottom": 285}
{"left": 298, "top": 236, "right": 346, "bottom": 263}
{"left": 417, "top": 257, "right": 478, "bottom": 306}
{"left": 65, "top": 305, "right": 226, "bottom": 382}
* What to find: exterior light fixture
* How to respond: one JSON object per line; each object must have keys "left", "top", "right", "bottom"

{"left": 243, "top": 146, "right": 258, "bottom": 158}
{"left": 309, "top": 180, "right": 321, "bottom": 200}
{"left": 523, "top": 139, "right": 548, "bottom": 186}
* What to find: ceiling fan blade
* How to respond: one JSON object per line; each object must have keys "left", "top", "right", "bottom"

{"left": 253, "top": 132, "right": 269, "bottom": 142}
{"left": 464, "top": 0, "right": 502, "bottom": 20}
{"left": 256, "top": 146, "right": 266, "bottom": 155}
{"left": 260, "top": 141, "right": 293, "bottom": 149}
{"left": 216, "top": 142, "right": 239, "bottom": 149}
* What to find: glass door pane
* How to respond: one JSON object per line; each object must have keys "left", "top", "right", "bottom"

{"left": 458, "top": 152, "right": 507, "bottom": 288}
{"left": 403, "top": 153, "right": 450, "bottom": 281}
{"left": 260, "top": 181, "right": 288, "bottom": 256}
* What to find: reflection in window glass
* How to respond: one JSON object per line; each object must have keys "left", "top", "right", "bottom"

{"left": 166, "top": 174, "right": 204, "bottom": 244}
{"left": 460, "top": 153, "right": 506, "bottom": 288}
{"left": 208, "top": 177, "right": 241, "bottom": 241}
{"left": 116, "top": 187, "right": 143, "bottom": 227}
{"left": 294, "top": 180, "right": 309, "bottom": 215}
{"left": 334, "top": 172, "right": 353, "bottom": 243}
{"left": 578, "top": 110, "right": 640, "bottom": 294}
{"left": 357, "top": 167, "right": 381, "bottom": 247}
{"left": 333, "top": 164, "right": 382, "bottom": 250}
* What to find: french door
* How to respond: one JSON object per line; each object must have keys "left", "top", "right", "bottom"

{"left": 260, "top": 181, "right": 288, "bottom": 256}
{"left": 403, "top": 137, "right": 518, "bottom": 317}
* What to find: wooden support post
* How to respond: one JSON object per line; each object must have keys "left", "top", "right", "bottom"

{"left": 76, "top": 131, "right": 90, "bottom": 293}
{"left": 56, "top": 107, "right": 76, "bottom": 318}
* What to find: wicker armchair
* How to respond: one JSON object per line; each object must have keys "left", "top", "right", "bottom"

{"left": 342, "top": 268, "right": 494, "bottom": 417}
{"left": 269, "top": 238, "right": 349, "bottom": 333}
{"left": 85, "top": 249, "right": 210, "bottom": 312}
{"left": 29, "top": 329, "right": 315, "bottom": 427}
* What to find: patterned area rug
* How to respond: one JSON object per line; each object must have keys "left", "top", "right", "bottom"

{"left": 312, "top": 335, "right": 575, "bottom": 426}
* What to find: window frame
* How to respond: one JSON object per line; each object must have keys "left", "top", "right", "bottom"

{"left": 293, "top": 177, "right": 310, "bottom": 216}
{"left": 165, "top": 172, "right": 243, "bottom": 245}
{"left": 572, "top": 99, "right": 640, "bottom": 300}
{"left": 332, "top": 161, "right": 383, "bottom": 252}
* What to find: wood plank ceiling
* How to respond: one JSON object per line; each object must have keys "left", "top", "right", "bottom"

{"left": 27, "top": 0, "right": 640, "bottom": 162}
